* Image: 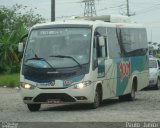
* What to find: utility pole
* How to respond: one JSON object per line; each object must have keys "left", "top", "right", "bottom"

{"left": 126, "top": 0, "right": 135, "bottom": 16}
{"left": 51, "top": 0, "right": 55, "bottom": 21}
{"left": 151, "top": 30, "right": 153, "bottom": 42}
{"left": 126, "top": 0, "right": 129, "bottom": 16}
{"left": 84, "top": 0, "right": 96, "bottom": 17}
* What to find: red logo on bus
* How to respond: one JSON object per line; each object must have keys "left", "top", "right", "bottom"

{"left": 120, "top": 60, "right": 131, "bottom": 81}
{"left": 64, "top": 80, "right": 73, "bottom": 85}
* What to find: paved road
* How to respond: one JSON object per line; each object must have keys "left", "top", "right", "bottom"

{"left": 0, "top": 87, "right": 160, "bottom": 123}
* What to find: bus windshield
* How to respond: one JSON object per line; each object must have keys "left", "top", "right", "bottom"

{"left": 23, "top": 27, "right": 91, "bottom": 68}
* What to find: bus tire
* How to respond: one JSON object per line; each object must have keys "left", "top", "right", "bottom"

{"left": 155, "top": 78, "right": 160, "bottom": 90}
{"left": 119, "top": 84, "right": 136, "bottom": 101}
{"left": 128, "top": 85, "right": 136, "bottom": 101}
{"left": 90, "top": 87, "right": 101, "bottom": 109}
{"left": 27, "top": 104, "right": 41, "bottom": 112}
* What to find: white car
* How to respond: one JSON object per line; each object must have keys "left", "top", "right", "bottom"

{"left": 149, "top": 57, "right": 160, "bottom": 89}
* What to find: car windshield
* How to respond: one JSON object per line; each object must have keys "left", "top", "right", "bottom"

{"left": 149, "top": 60, "right": 157, "bottom": 68}
{"left": 23, "top": 27, "right": 91, "bottom": 68}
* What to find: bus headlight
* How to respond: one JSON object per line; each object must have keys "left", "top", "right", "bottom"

{"left": 21, "top": 83, "right": 36, "bottom": 89}
{"left": 73, "top": 81, "right": 91, "bottom": 89}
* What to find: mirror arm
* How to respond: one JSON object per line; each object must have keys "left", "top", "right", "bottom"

{"left": 20, "top": 33, "right": 28, "bottom": 42}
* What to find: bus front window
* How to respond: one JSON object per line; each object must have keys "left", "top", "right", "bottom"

{"left": 24, "top": 27, "right": 91, "bottom": 68}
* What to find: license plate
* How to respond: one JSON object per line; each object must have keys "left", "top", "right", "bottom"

{"left": 36, "top": 81, "right": 55, "bottom": 87}
{"left": 47, "top": 99, "right": 61, "bottom": 104}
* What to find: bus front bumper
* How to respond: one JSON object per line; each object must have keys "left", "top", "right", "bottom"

{"left": 21, "top": 85, "right": 94, "bottom": 105}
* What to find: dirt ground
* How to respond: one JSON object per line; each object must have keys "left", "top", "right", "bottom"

{"left": 0, "top": 87, "right": 160, "bottom": 123}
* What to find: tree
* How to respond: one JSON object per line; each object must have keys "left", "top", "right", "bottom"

{"left": 0, "top": 4, "right": 45, "bottom": 73}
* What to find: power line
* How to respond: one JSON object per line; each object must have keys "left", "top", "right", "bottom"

{"left": 129, "top": 1, "right": 160, "bottom": 16}
{"left": 56, "top": 0, "right": 160, "bottom": 18}
{"left": 135, "top": 5, "right": 160, "bottom": 15}
{"left": 97, "top": 4, "right": 124, "bottom": 12}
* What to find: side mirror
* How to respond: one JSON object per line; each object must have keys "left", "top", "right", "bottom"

{"left": 18, "top": 33, "right": 28, "bottom": 52}
{"left": 98, "top": 36, "right": 105, "bottom": 46}
{"left": 18, "top": 42, "right": 24, "bottom": 52}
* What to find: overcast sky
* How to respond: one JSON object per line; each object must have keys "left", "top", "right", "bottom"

{"left": 1, "top": 0, "right": 160, "bottom": 42}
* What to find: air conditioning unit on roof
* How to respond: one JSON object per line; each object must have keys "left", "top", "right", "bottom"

{"left": 74, "top": 15, "right": 131, "bottom": 23}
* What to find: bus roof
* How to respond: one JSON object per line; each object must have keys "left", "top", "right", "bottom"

{"left": 33, "top": 15, "right": 145, "bottom": 29}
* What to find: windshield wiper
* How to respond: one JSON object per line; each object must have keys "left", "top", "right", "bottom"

{"left": 49, "top": 55, "right": 82, "bottom": 68}
{"left": 26, "top": 57, "right": 55, "bottom": 70}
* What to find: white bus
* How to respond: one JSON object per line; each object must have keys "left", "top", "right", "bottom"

{"left": 19, "top": 15, "right": 149, "bottom": 111}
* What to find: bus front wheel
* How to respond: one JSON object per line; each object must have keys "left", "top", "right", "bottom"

{"left": 27, "top": 104, "right": 41, "bottom": 112}
{"left": 90, "top": 87, "right": 101, "bottom": 109}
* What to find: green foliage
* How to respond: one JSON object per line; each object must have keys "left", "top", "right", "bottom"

{"left": 155, "top": 53, "right": 160, "bottom": 58}
{"left": 0, "top": 73, "right": 20, "bottom": 87}
{"left": 0, "top": 4, "right": 45, "bottom": 73}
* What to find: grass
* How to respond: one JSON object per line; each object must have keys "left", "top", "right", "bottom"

{"left": 0, "top": 73, "right": 20, "bottom": 87}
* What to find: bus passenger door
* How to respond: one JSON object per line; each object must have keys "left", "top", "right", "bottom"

{"left": 93, "top": 28, "right": 110, "bottom": 100}
{"left": 96, "top": 36, "right": 106, "bottom": 78}
{"left": 94, "top": 35, "right": 116, "bottom": 99}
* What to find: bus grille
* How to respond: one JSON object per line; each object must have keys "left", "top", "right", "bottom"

{"left": 33, "top": 93, "right": 76, "bottom": 102}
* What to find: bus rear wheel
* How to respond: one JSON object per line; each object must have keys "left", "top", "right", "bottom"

{"left": 119, "top": 85, "right": 136, "bottom": 101}
{"left": 27, "top": 104, "right": 41, "bottom": 112}
{"left": 129, "top": 86, "right": 136, "bottom": 101}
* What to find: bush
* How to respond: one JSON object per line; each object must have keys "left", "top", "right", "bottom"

{"left": 0, "top": 73, "right": 20, "bottom": 87}
{"left": 0, "top": 4, "right": 45, "bottom": 74}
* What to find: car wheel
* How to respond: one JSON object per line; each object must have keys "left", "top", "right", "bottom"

{"left": 155, "top": 78, "right": 160, "bottom": 90}
{"left": 27, "top": 104, "right": 41, "bottom": 112}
